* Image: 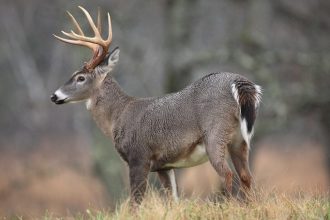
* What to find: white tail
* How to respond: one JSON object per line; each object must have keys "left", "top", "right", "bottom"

{"left": 231, "top": 81, "right": 262, "bottom": 148}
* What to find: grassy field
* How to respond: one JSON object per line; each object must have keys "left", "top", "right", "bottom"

{"left": 44, "top": 189, "right": 329, "bottom": 220}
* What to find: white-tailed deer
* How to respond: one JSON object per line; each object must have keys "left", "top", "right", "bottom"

{"left": 51, "top": 6, "right": 262, "bottom": 205}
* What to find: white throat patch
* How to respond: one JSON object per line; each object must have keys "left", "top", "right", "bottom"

{"left": 85, "top": 99, "right": 92, "bottom": 110}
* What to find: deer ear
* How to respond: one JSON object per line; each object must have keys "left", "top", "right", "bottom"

{"left": 107, "top": 47, "right": 120, "bottom": 68}
{"left": 96, "top": 47, "right": 120, "bottom": 76}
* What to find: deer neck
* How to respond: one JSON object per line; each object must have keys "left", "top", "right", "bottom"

{"left": 87, "top": 76, "right": 132, "bottom": 138}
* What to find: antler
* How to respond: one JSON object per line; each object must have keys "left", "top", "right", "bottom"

{"left": 54, "top": 6, "right": 113, "bottom": 70}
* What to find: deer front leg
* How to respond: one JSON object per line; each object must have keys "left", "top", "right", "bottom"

{"left": 128, "top": 158, "right": 150, "bottom": 206}
{"left": 158, "top": 169, "right": 179, "bottom": 201}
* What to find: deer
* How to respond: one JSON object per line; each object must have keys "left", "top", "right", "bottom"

{"left": 51, "top": 6, "right": 262, "bottom": 206}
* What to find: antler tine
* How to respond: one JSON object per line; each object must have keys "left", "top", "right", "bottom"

{"left": 53, "top": 34, "right": 99, "bottom": 52}
{"left": 97, "top": 7, "right": 102, "bottom": 34}
{"left": 60, "top": 30, "right": 100, "bottom": 46}
{"left": 69, "top": 30, "right": 106, "bottom": 47}
{"left": 66, "top": 11, "right": 84, "bottom": 36}
{"left": 78, "top": 6, "right": 101, "bottom": 39}
{"left": 106, "top": 12, "right": 112, "bottom": 44}
{"left": 61, "top": 30, "right": 79, "bottom": 39}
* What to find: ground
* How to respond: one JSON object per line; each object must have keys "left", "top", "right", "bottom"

{"left": 43, "top": 189, "right": 329, "bottom": 220}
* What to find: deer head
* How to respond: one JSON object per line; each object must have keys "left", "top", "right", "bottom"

{"left": 51, "top": 6, "right": 119, "bottom": 105}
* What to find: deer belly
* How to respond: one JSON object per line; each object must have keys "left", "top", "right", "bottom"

{"left": 164, "top": 144, "right": 209, "bottom": 168}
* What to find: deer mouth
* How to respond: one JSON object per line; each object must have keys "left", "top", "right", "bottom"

{"left": 54, "top": 98, "right": 68, "bottom": 105}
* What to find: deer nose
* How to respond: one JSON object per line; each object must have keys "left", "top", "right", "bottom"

{"left": 50, "top": 94, "right": 58, "bottom": 102}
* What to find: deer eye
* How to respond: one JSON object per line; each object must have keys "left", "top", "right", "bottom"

{"left": 77, "top": 76, "right": 85, "bottom": 82}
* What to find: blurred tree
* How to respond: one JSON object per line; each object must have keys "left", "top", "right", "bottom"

{"left": 164, "top": 0, "right": 198, "bottom": 92}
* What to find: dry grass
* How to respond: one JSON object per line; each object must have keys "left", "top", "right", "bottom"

{"left": 44, "top": 189, "right": 329, "bottom": 220}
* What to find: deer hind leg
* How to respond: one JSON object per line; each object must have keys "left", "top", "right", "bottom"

{"left": 157, "top": 169, "right": 179, "bottom": 202}
{"left": 229, "top": 141, "right": 252, "bottom": 198}
{"left": 205, "top": 132, "right": 233, "bottom": 197}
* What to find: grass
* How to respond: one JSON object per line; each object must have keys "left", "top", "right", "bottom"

{"left": 44, "top": 188, "right": 329, "bottom": 220}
